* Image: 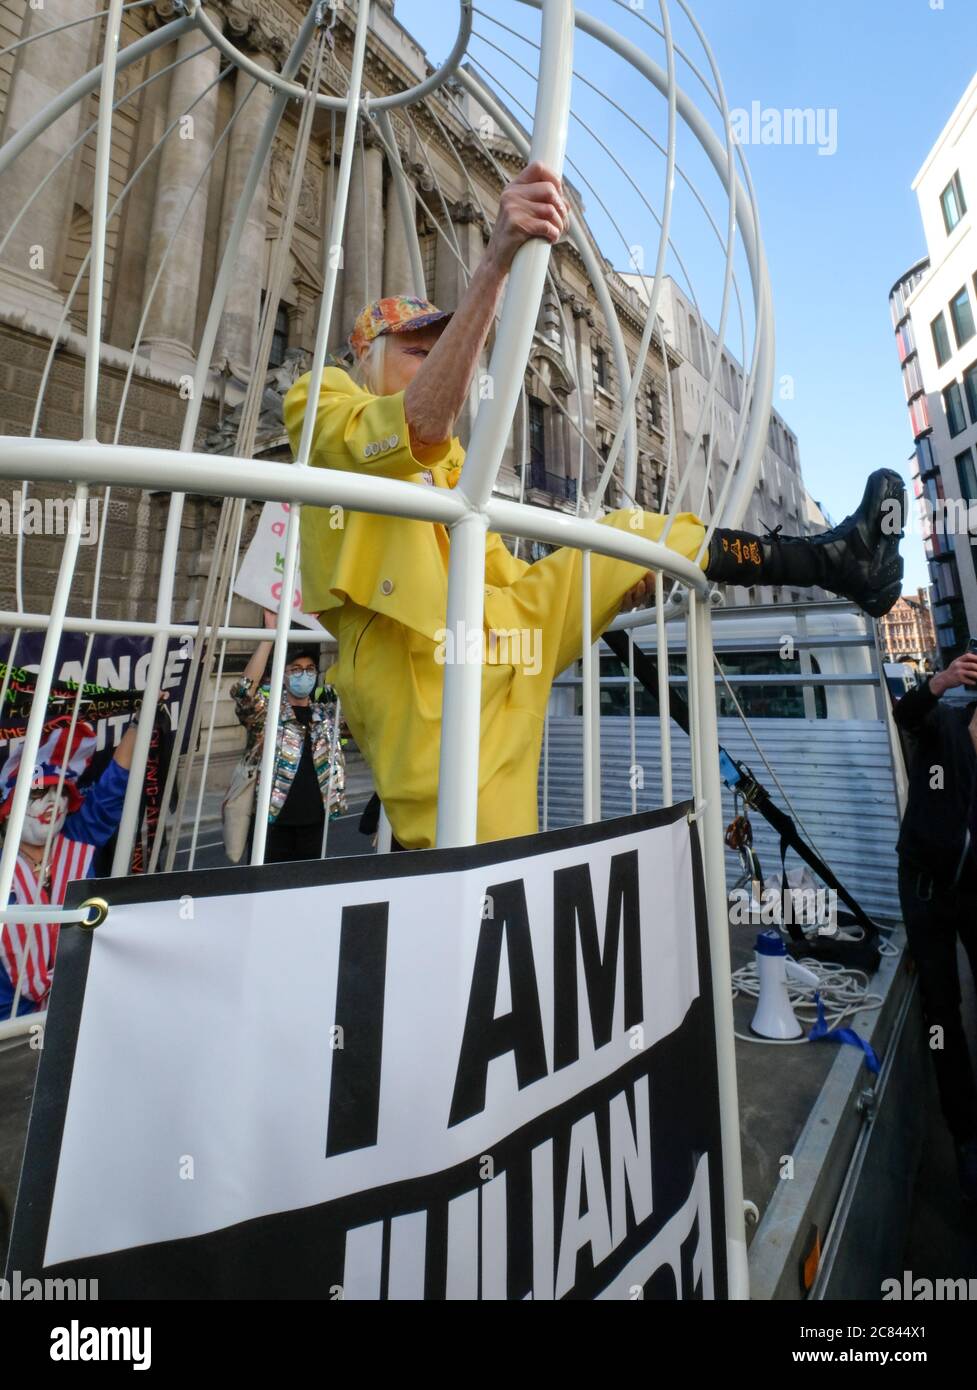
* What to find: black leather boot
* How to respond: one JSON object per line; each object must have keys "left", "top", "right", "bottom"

{"left": 705, "top": 469, "right": 906, "bottom": 618}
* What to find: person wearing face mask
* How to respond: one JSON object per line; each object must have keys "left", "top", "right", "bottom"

{"left": 0, "top": 714, "right": 141, "bottom": 1018}
{"left": 230, "top": 608, "right": 347, "bottom": 864}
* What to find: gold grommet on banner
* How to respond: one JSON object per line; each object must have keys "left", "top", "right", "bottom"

{"left": 79, "top": 897, "right": 109, "bottom": 930}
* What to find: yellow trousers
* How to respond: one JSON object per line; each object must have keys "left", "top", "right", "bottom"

{"left": 329, "top": 509, "right": 707, "bottom": 848}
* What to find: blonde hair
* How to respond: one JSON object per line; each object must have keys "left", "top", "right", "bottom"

{"left": 350, "top": 334, "right": 388, "bottom": 395}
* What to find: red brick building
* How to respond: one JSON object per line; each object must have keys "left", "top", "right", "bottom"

{"left": 878, "top": 588, "right": 937, "bottom": 664}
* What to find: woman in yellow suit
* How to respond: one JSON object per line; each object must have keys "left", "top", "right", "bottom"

{"left": 284, "top": 162, "right": 904, "bottom": 850}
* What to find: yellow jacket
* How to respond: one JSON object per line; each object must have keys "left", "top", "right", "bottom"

{"left": 283, "top": 366, "right": 708, "bottom": 848}
{"left": 283, "top": 367, "right": 530, "bottom": 640}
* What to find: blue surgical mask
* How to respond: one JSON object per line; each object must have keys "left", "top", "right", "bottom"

{"left": 287, "top": 671, "right": 317, "bottom": 698}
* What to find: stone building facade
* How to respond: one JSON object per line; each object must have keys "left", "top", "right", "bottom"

{"left": 621, "top": 272, "right": 831, "bottom": 606}
{"left": 877, "top": 588, "right": 937, "bottom": 666}
{"left": 0, "top": 0, "right": 674, "bottom": 572}
{"left": 0, "top": 0, "right": 733, "bottom": 775}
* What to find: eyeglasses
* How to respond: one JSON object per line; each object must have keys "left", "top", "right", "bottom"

{"left": 285, "top": 665, "right": 316, "bottom": 676}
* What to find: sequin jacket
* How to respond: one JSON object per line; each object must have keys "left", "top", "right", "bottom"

{"left": 230, "top": 677, "right": 347, "bottom": 823}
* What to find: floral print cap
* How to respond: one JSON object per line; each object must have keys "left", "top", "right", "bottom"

{"left": 349, "top": 295, "right": 452, "bottom": 355}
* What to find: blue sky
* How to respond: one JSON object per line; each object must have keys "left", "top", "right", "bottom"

{"left": 396, "top": 0, "right": 977, "bottom": 591}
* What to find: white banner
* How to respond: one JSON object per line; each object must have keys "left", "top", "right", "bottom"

{"left": 233, "top": 499, "right": 324, "bottom": 632}
{"left": 8, "top": 806, "right": 727, "bottom": 1300}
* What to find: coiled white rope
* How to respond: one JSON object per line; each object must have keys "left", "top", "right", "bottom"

{"left": 731, "top": 954, "right": 884, "bottom": 1047}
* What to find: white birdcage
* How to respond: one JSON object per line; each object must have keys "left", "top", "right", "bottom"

{"left": 0, "top": 0, "right": 778, "bottom": 1292}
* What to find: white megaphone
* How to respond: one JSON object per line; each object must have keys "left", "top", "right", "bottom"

{"left": 751, "top": 930, "right": 819, "bottom": 1040}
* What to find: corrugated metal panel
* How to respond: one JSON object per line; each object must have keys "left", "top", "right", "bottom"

{"left": 539, "top": 717, "right": 902, "bottom": 922}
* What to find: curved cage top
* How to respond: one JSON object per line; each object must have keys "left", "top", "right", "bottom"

{"left": 0, "top": 0, "right": 772, "bottom": 882}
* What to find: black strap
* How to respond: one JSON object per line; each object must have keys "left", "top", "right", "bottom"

{"left": 601, "top": 626, "right": 879, "bottom": 942}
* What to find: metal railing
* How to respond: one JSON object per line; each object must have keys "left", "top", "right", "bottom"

{"left": 528, "top": 459, "right": 578, "bottom": 502}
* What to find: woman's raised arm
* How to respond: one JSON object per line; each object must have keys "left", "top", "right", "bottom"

{"left": 403, "top": 161, "right": 569, "bottom": 448}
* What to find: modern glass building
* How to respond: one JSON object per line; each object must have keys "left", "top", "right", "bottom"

{"left": 889, "top": 75, "right": 977, "bottom": 662}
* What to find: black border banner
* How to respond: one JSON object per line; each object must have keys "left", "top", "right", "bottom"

{"left": 6, "top": 803, "right": 727, "bottom": 1300}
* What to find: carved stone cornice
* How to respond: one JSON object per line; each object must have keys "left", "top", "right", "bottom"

{"left": 360, "top": 120, "right": 386, "bottom": 153}
{"left": 220, "top": 0, "right": 291, "bottom": 63}
{"left": 148, "top": 0, "right": 185, "bottom": 28}
{"left": 204, "top": 0, "right": 344, "bottom": 75}
{"left": 450, "top": 198, "right": 477, "bottom": 225}
{"left": 529, "top": 340, "right": 576, "bottom": 396}
{"left": 448, "top": 197, "right": 486, "bottom": 232}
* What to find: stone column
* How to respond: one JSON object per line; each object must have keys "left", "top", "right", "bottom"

{"left": 559, "top": 398, "right": 575, "bottom": 492}
{"left": 341, "top": 125, "right": 384, "bottom": 336}
{"left": 140, "top": 19, "right": 224, "bottom": 369}
{"left": 382, "top": 146, "right": 419, "bottom": 298}
{"left": 431, "top": 197, "right": 488, "bottom": 440}
{"left": 212, "top": 50, "right": 276, "bottom": 378}
{"left": 434, "top": 197, "right": 486, "bottom": 315}
{"left": 0, "top": 0, "right": 99, "bottom": 329}
{"left": 108, "top": 34, "right": 175, "bottom": 352}
{"left": 571, "top": 298, "right": 597, "bottom": 493}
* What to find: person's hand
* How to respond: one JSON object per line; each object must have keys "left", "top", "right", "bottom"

{"left": 931, "top": 650, "right": 977, "bottom": 695}
{"left": 262, "top": 608, "right": 278, "bottom": 631}
{"left": 621, "top": 571, "right": 656, "bottom": 611}
{"left": 113, "top": 720, "right": 138, "bottom": 770}
{"left": 484, "top": 161, "right": 569, "bottom": 277}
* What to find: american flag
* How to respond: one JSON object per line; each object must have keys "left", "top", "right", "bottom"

{"left": 1, "top": 835, "right": 94, "bottom": 1006}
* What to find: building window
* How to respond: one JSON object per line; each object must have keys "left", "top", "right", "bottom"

{"left": 260, "top": 292, "right": 290, "bottom": 369}
{"left": 944, "top": 381, "right": 968, "bottom": 437}
{"left": 270, "top": 304, "right": 289, "bottom": 369}
{"left": 940, "top": 171, "right": 967, "bottom": 235}
{"left": 931, "top": 311, "right": 952, "bottom": 367}
{"left": 957, "top": 447, "right": 977, "bottom": 504}
{"left": 594, "top": 343, "right": 608, "bottom": 391}
{"left": 420, "top": 232, "right": 437, "bottom": 297}
{"left": 922, "top": 468, "right": 945, "bottom": 518}
{"left": 917, "top": 434, "right": 937, "bottom": 476}
{"left": 949, "top": 286, "right": 975, "bottom": 348}
{"left": 909, "top": 395, "right": 931, "bottom": 438}
{"left": 528, "top": 395, "right": 546, "bottom": 469}
{"left": 896, "top": 320, "right": 916, "bottom": 362}
{"left": 902, "top": 354, "right": 924, "bottom": 399}
{"left": 687, "top": 312, "right": 701, "bottom": 371}
{"left": 646, "top": 385, "right": 662, "bottom": 430}
{"left": 963, "top": 360, "right": 977, "bottom": 425}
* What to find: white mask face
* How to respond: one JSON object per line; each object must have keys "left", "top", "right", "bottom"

{"left": 22, "top": 788, "right": 69, "bottom": 845}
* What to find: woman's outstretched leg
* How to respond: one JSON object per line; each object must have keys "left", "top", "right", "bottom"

{"left": 702, "top": 469, "right": 905, "bottom": 617}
